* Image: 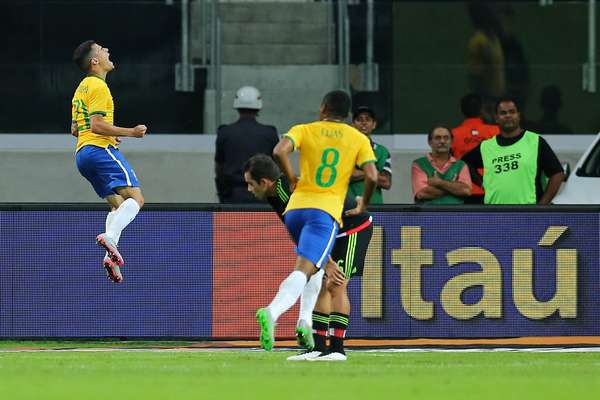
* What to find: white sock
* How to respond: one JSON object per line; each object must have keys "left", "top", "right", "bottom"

{"left": 105, "top": 211, "right": 122, "bottom": 244}
{"left": 268, "top": 270, "right": 308, "bottom": 322}
{"left": 298, "top": 269, "right": 324, "bottom": 325}
{"left": 104, "top": 211, "right": 122, "bottom": 259}
{"left": 105, "top": 198, "right": 140, "bottom": 242}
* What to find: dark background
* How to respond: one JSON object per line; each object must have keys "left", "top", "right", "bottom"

{"left": 1, "top": 1, "right": 597, "bottom": 134}
{"left": 0, "top": 0, "right": 204, "bottom": 133}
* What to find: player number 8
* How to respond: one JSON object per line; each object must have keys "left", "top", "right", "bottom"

{"left": 316, "top": 148, "right": 340, "bottom": 187}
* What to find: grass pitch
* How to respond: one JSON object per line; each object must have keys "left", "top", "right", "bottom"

{"left": 1, "top": 342, "right": 599, "bottom": 400}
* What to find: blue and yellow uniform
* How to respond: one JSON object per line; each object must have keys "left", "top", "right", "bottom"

{"left": 268, "top": 176, "right": 374, "bottom": 278}
{"left": 72, "top": 75, "right": 139, "bottom": 198}
{"left": 283, "top": 120, "right": 376, "bottom": 268}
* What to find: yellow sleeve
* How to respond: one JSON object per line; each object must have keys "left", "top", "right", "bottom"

{"left": 88, "top": 83, "right": 110, "bottom": 117}
{"left": 284, "top": 124, "right": 304, "bottom": 150}
{"left": 357, "top": 136, "right": 377, "bottom": 167}
{"left": 71, "top": 100, "right": 77, "bottom": 122}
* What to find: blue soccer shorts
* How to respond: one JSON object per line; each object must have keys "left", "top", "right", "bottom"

{"left": 284, "top": 208, "right": 339, "bottom": 268}
{"left": 76, "top": 145, "right": 139, "bottom": 199}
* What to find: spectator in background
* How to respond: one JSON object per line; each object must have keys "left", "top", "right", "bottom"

{"left": 349, "top": 106, "right": 392, "bottom": 204}
{"left": 499, "top": 4, "right": 531, "bottom": 118}
{"left": 452, "top": 93, "right": 500, "bottom": 204}
{"left": 534, "top": 85, "right": 572, "bottom": 134}
{"left": 462, "top": 97, "right": 564, "bottom": 204}
{"left": 466, "top": 0, "right": 506, "bottom": 123}
{"left": 412, "top": 126, "right": 472, "bottom": 204}
{"left": 215, "top": 86, "right": 279, "bottom": 203}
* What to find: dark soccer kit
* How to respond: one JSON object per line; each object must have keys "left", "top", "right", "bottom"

{"left": 267, "top": 177, "right": 373, "bottom": 278}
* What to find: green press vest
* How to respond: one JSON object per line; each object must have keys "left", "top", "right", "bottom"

{"left": 414, "top": 157, "right": 466, "bottom": 204}
{"left": 481, "top": 131, "right": 539, "bottom": 204}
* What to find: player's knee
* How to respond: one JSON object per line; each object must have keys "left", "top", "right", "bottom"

{"left": 326, "top": 278, "right": 348, "bottom": 293}
{"left": 135, "top": 195, "right": 145, "bottom": 208}
{"left": 294, "top": 257, "right": 316, "bottom": 277}
{"left": 129, "top": 190, "right": 144, "bottom": 208}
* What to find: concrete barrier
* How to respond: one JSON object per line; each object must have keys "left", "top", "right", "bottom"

{"left": 0, "top": 134, "right": 592, "bottom": 204}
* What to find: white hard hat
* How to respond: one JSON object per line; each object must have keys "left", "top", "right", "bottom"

{"left": 233, "top": 86, "right": 262, "bottom": 110}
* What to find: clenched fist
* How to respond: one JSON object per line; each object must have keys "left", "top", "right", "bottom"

{"left": 131, "top": 125, "right": 147, "bottom": 138}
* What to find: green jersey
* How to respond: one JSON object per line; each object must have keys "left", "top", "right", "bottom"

{"left": 413, "top": 157, "right": 466, "bottom": 204}
{"left": 348, "top": 142, "right": 391, "bottom": 204}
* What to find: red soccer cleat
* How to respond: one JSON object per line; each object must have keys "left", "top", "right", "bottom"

{"left": 96, "top": 233, "right": 124, "bottom": 267}
{"left": 103, "top": 255, "right": 123, "bottom": 283}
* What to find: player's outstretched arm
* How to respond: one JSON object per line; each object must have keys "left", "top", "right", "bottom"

{"left": 90, "top": 115, "right": 147, "bottom": 138}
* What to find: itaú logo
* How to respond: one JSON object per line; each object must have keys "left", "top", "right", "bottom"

{"left": 360, "top": 226, "right": 577, "bottom": 321}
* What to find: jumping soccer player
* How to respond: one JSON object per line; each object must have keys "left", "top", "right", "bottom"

{"left": 245, "top": 154, "right": 374, "bottom": 361}
{"left": 255, "top": 90, "right": 378, "bottom": 356}
{"left": 71, "top": 40, "right": 147, "bottom": 283}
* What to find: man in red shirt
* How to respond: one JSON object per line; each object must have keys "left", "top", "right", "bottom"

{"left": 452, "top": 93, "right": 500, "bottom": 204}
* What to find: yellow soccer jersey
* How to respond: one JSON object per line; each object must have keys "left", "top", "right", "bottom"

{"left": 284, "top": 120, "right": 376, "bottom": 224}
{"left": 71, "top": 75, "right": 118, "bottom": 152}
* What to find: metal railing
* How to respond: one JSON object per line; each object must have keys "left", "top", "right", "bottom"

{"left": 540, "top": 0, "right": 596, "bottom": 93}
{"left": 584, "top": 0, "right": 597, "bottom": 93}
{"left": 173, "top": 0, "right": 368, "bottom": 128}
{"left": 337, "top": 0, "right": 350, "bottom": 93}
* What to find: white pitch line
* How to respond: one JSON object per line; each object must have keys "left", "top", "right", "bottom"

{"left": 355, "top": 347, "right": 600, "bottom": 353}
{"left": 0, "top": 348, "right": 258, "bottom": 353}
{"left": 1, "top": 347, "right": 600, "bottom": 353}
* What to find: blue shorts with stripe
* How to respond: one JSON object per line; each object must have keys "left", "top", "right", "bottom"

{"left": 76, "top": 145, "right": 139, "bottom": 199}
{"left": 284, "top": 209, "right": 339, "bottom": 268}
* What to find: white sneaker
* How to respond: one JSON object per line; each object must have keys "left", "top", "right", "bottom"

{"left": 286, "top": 350, "right": 322, "bottom": 361}
{"left": 310, "top": 352, "right": 347, "bottom": 361}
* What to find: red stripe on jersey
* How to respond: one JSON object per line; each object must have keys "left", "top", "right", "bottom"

{"left": 337, "top": 216, "right": 372, "bottom": 238}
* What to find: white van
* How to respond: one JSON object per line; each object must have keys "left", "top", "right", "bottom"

{"left": 553, "top": 133, "right": 600, "bottom": 204}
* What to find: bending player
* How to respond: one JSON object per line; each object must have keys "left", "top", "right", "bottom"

{"left": 245, "top": 154, "right": 374, "bottom": 361}
{"left": 254, "top": 90, "right": 378, "bottom": 359}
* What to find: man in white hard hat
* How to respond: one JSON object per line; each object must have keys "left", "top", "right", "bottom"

{"left": 215, "top": 86, "right": 279, "bottom": 203}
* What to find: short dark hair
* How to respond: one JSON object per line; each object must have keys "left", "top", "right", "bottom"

{"left": 494, "top": 97, "right": 520, "bottom": 114}
{"left": 73, "top": 40, "right": 96, "bottom": 72}
{"left": 460, "top": 93, "right": 483, "bottom": 118}
{"left": 352, "top": 106, "right": 376, "bottom": 121}
{"left": 427, "top": 125, "right": 452, "bottom": 142}
{"left": 321, "top": 90, "right": 351, "bottom": 119}
{"left": 244, "top": 154, "right": 281, "bottom": 182}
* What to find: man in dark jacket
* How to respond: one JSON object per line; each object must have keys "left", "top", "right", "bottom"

{"left": 215, "top": 86, "right": 279, "bottom": 203}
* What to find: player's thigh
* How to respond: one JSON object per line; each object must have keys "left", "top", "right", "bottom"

{"left": 293, "top": 255, "right": 318, "bottom": 276}
{"left": 114, "top": 186, "right": 144, "bottom": 206}
{"left": 330, "top": 224, "right": 373, "bottom": 278}
{"left": 286, "top": 209, "right": 339, "bottom": 269}
{"left": 103, "top": 147, "right": 141, "bottom": 191}
{"left": 76, "top": 145, "right": 123, "bottom": 199}
{"left": 326, "top": 276, "right": 349, "bottom": 294}
{"left": 105, "top": 193, "right": 125, "bottom": 210}
{"left": 283, "top": 209, "right": 305, "bottom": 244}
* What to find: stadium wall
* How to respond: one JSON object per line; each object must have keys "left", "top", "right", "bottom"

{"left": 0, "top": 134, "right": 593, "bottom": 204}
{"left": 0, "top": 205, "right": 598, "bottom": 340}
